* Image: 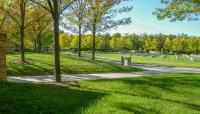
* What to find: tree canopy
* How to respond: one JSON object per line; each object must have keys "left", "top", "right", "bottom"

{"left": 154, "top": 0, "right": 200, "bottom": 21}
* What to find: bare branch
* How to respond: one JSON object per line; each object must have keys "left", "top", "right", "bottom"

{"left": 60, "top": 0, "right": 76, "bottom": 14}
{"left": 47, "top": 0, "right": 54, "bottom": 13}
{"left": 30, "top": 0, "right": 51, "bottom": 13}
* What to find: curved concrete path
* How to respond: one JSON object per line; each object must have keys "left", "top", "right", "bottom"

{"left": 7, "top": 63, "right": 200, "bottom": 83}
{"left": 134, "top": 64, "right": 200, "bottom": 73}
{"left": 7, "top": 71, "right": 160, "bottom": 83}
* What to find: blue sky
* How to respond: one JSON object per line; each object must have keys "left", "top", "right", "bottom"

{"left": 110, "top": 0, "right": 200, "bottom": 36}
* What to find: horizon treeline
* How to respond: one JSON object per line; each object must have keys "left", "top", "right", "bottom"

{"left": 14, "top": 32, "right": 200, "bottom": 55}
{"left": 58, "top": 32, "right": 200, "bottom": 54}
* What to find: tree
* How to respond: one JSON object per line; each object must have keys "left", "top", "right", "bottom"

{"left": 185, "top": 38, "right": 199, "bottom": 54}
{"left": 26, "top": 6, "right": 51, "bottom": 53}
{"left": 1, "top": 0, "right": 46, "bottom": 62}
{"left": 116, "top": 38, "right": 125, "bottom": 51}
{"left": 124, "top": 36, "right": 133, "bottom": 50}
{"left": 41, "top": 30, "right": 54, "bottom": 50}
{"left": 62, "top": 0, "right": 88, "bottom": 57}
{"left": 96, "top": 34, "right": 111, "bottom": 51}
{"left": 30, "top": 0, "right": 75, "bottom": 82}
{"left": 154, "top": 0, "right": 200, "bottom": 21}
{"left": 109, "top": 37, "right": 118, "bottom": 51}
{"left": 163, "top": 38, "right": 172, "bottom": 52}
{"left": 172, "top": 38, "right": 184, "bottom": 53}
{"left": 96, "top": 35, "right": 104, "bottom": 50}
{"left": 70, "top": 36, "right": 78, "bottom": 48}
{"left": 59, "top": 33, "right": 68, "bottom": 48}
{"left": 151, "top": 39, "right": 159, "bottom": 51}
{"left": 143, "top": 38, "right": 151, "bottom": 52}
{"left": 1, "top": 0, "right": 28, "bottom": 62}
{"left": 102, "top": 33, "right": 112, "bottom": 51}
{"left": 86, "top": 0, "right": 132, "bottom": 60}
{"left": 82, "top": 35, "right": 92, "bottom": 49}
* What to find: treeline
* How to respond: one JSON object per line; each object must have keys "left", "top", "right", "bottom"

{"left": 59, "top": 33, "right": 200, "bottom": 54}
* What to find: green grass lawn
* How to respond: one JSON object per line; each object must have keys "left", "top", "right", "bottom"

{"left": 6, "top": 53, "right": 140, "bottom": 76}
{"left": 1, "top": 73, "right": 200, "bottom": 114}
{"left": 95, "top": 52, "right": 200, "bottom": 68}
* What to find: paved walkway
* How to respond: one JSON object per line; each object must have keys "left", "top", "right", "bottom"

{"left": 7, "top": 63, "right": 200, "bottom": 83}
{"left": 7, "top": 71, "right": 160, "bottom": 83}
{"left": 133, "top": 64, "right": 200, "bottom": 73}
{"left": 97, "top": 59, "right": 200, "bottom": 73}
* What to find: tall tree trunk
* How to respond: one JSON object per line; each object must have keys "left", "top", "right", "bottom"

{"left": 20, "top": 26, "right": 25, "bottom": 62}
{"left": 92, "top": 25, "right": 96, "bottom": 61}
{"left": 34, "top": 40, "right": 37, "bottom": 52}
{"left": 20, "top": 0, "right": 26, "bottom": 62}
{"left": 78, "top": 25, "right": 82, "bottom": 57}
{"left": 105, "top": 38, "right": 108, "bottom": 51}
{"left": 37, "top": 34, "right": 42, "bottom": 53}
{"left": 53, "top": 2, "right": 61, "bottom": 83}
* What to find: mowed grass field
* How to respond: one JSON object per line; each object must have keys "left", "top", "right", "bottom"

{"left": 94, "top": 52, "right": 200, "bottom": 68}
{"left": 1, "top": 73, "right": 200, "bottom": 114}
{"left": 6, "top": 53, "right": 141, "bottom": 76}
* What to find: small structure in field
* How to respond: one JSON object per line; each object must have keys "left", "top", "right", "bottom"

{"left": 0, "top": 33, "right": 7, "bottom": 80}
{"left": 121, "top": 56, "right": 132, "bottom": 67}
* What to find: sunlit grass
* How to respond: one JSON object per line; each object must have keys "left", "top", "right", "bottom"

{"left": 95, "top": 52, "right": 200, "bottom": 68}
{"left": 1, "top": 73, "right": 200, "bottom": 113}
{"left": 79, "top": 73, "right": 200, "bottom": 114}
{"left": 6, "top": 53, "right": 141, "bottom": 76}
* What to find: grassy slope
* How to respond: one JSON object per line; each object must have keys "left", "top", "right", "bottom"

{"left": 0, "top": 81, "right": 106, "bottom": 114}
{"left": 96, "top": 52, "right": 200, "bottom": 68}
{"left": 6, "top": 53, "right": 140, "bottom": 76}
{"left": 80, "top": 73, "right": 200, "bottom": 114}
{"left": 1, "top": 73, "right": 200, "bottom": 114}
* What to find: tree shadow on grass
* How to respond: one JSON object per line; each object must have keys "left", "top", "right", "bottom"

{"left": 83, "top": 73, "right": 200, "bottom": 112}
{"left": 116, "top": 103, "right": 160, "bottom": 114}
{"left": 120, "top": 74, "right": 200, "bottom": 112}
{"left": 7, "top": 64, "right": 53, "bottom": 76}
{"left": 0, "top": 82, "right": 107, "bottom": 114}
{"left": 120, "top": 73, "right": 200, "bottom": 94}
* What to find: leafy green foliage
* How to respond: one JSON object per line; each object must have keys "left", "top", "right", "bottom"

{"left": 154, "top": 0, "right": 200, "bottom": 21}
{"left": 58, "top": 33, "right": 200, "bottom": 54}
